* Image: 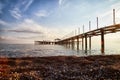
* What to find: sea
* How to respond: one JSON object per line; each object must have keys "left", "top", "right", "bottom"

{"left": 0, "top": 40, "right": 120, "bottom": 58}
{"left": 0, "top": 43, "right": 84, "bottom": 58}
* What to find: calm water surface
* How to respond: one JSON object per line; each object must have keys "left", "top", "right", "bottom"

{"left": 0, "top": 43, "right": 120, "bottom": 58}
{"left": 0, "top": 44, "right": 85, "bottom": 57}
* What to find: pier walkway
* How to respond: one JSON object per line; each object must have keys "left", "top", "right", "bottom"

{"left": 35, "top": 9, "right": 120, "bottom": 54}
{"left": 57, "top": 24, "right": 120, "bottom": 54}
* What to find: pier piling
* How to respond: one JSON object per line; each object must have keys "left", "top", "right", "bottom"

{"left": 101, "top": 29, "right": 105, "bottom": 54}
{"left": 77, "top": 37, "right": 79, "bottom": 50}
{"left": 85, "top": 34, "right": 88, "bottom": 53}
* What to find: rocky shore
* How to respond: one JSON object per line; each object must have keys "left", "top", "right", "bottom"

{"left": 0, "top": 55, "right": 120, "bottom": 80}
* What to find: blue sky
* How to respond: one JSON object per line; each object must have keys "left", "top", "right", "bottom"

{"left": 0, "top": 0, "right": 120, "bottom": 44}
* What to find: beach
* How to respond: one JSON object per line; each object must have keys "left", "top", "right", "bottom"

{"left": 0, "top": 55, "right": 120, "bottom": 80}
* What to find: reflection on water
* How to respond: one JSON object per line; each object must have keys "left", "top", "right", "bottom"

{"left": 0, "top": 44, "right": 86, "bottom": 58}
{"left": 0, "top": 43, "right": 120, "bottom": 58}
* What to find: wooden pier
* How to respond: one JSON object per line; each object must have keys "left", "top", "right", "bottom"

{"left": 57, "top": 24, "right": 120, "bottom": 54}
{"left": 35, "top": 9, "right": 120, "bottom": 54}
{"left": 56, "top": 9, "right": 120, "bottom": 54}
{"left": 34, "top": 41, "right": 56, "bottom": 45}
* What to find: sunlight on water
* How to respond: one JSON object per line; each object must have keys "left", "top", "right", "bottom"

{"left": 0, "top": 44, "right": 86, "bottom": 58}
{"left": 0, "top": 35, "right": 120, "bottom": 58}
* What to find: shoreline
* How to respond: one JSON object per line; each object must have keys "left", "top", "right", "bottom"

{"left": 0, "top": 55, "right": 120, "bottom": 80}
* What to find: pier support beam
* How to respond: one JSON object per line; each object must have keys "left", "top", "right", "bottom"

{"left": 68, "top": 40, "right": 70, "bottom": 48}
{"left": 85, "top": 34, "right": 87, "bottom": 53}
{"left": 65, "top": 40, "right": 68, "bottom": 47}
{"left": 89, "top": 36, "right": 91, "bottom": 50}
{"left": 82, "top": 36, "right": 84, "bottom": 50}
{"left": 89, "top": 21, "right": 91, "bottom": 51}
{"left": 77, "top": 37, "right": 79, "bottom": 50}
{"left": 101, "top": 29, "right": 105, "bottom": 54}
{"left": 69, "top": 40, "right": 71, "bottom": 48}
{"left": 72, "top": 39, "right": 74, "bottom": 49}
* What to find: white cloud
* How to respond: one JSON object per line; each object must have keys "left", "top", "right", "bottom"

{"left": 59, "top": 0, "right": 63, "bottom": 5}
{"left": 0, "top": 18, "right": 47, "bottom": 43}
{"left": 0, "top": 18, "right": 80, "bottom": 43}
{"left": 35, "top": 10, "right": 48, "bottom": 17}
{"left": 8, "top": 19, "right": 60, "bottom": 41}
{"left": 23, "top": 0, "right": 34, "bottom": 11}
{"left": 0, "top": 20, "right": 9, "bottom": 26}
{"left": 0, "top": 36, "right": 16, "bottom": 41}
{"left": 0, "top": 35, "right": 33, "bottom": 44}
{"left": 20, "top": 19, "right": 45, "bottom": 32}
{"left": 98, "top": 11, "right": 111, "bottom": 18}
{"left": 9, "top": 0, "right": 34, "bottom": 19}
{"left": 18, "top": 19, "right": 68, "bottom": 41}
{"left": 108, "top": 0, "right": 117, "bottom": 2}
{"left": 111, "top": 2, "right": 120, "bottom": 8}
{"left": 9, "top": 7, "right": 22, "bottom": 19}
{"left": 58, "top": 0, "right": 66, "bottom": 6}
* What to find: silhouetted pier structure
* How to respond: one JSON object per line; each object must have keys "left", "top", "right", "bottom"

{"left": 35, "top": 41, "right": 56, "bottom": 45}
{"left": 57, "top": 24, "right": 120, "bottom": 54}
{"left": 57, "top": 9, "right": 120, "bottom": 54}
{"left": 35, "top": 9, "right": 120, "bottom": 54}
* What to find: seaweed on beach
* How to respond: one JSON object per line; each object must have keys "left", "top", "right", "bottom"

{"left": 0, "top": 55, "right": 120, "bottom": 80}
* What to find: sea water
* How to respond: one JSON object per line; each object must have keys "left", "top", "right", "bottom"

{"left": 0, "top": 44, "right": 85, "bottom": 58}
{"left": 0, "top": 42, "right": 120, "bottom": 58}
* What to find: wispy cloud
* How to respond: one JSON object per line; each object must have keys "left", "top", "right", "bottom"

{"left": 8, "top": 29, "right": 43, "bottom": 34}
{"left": 0, "top": 2, "right": 3, "bottom": 14}
{"left": 17, "top": 19, "right": 45, "bottom": 34}
{"left": 0, "top": 36, "right": 17, "bottom": 41}
{"left": 0, "top": 29, "right": 6, "bottom": 32}
{"left": 23, "top": 0, "right": 34, "bottom": 11}
{"left": 15, "top": 19, "right": 59, "bottom": 40}
{"left": 9, "top": 0, "right": 34, "bottom": 19}
{"left": 0, "top": 18, "right": 63, "bottom": 43}
{"left": 9, "top": 7, "right": 22, "bottom": 19}
{"left": 0, "top": 19, "right": 44, "bottom": 34}
{"left": 0, "top": 20, "right": 9, "bottom": 26}
{"left": 111, "top": 1, "right": 120, "bottom": 8}
{"left": 16, "top": 35, "right": 45, "bottom": 39}
{"left": 59, "top": 0, "right": 63, "bottom": 5}
{"left": 35, "top": 10, "right": 48, "bottom": 17}
{"left": 0, "top": 36, "right": 4, "bottom": 41}
{"left": 0, "top": 35, "right": 31, "bottom": 44}
{"left": 58, "top": 0, "right": 66, "bottom": 6}
{"left": 98, "top": 11, "right": 111, "bottom": 18}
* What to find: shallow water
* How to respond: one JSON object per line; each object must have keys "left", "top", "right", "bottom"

{"left": 0, "top": 43, "right": 120, "bottom": 58}
{"left": 0, "top": 44, "right": 86, "bottom": 57}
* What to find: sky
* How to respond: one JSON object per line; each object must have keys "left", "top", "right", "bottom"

{"left": 0, "top": 0, "right": 120, "bottom": 44}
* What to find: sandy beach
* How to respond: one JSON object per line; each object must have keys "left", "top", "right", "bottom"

{"left": 0, "top": 55, "right": 120, "bottom": 80}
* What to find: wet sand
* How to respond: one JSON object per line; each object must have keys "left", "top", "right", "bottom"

{"left": 0, "top": 55, "right": 120, "bottom": 80}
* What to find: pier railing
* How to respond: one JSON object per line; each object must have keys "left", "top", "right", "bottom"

{"left": 57, "top": 24, "right": 120, "bottom": 54}
{"left": 57, "top": 9, "right": 120, "bottom": 54}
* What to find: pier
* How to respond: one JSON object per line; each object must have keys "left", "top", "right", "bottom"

{"left": 56, "top": 9, "right": 120, "bottom": 54}
{"left": 35, "top": 9, "right": 120, "bottom": 54}
{"left": 57, "top": 24, "right": 120, "bottom": 54}
{"left": 34, "top": 41, "right": 56, "bottom": 45}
